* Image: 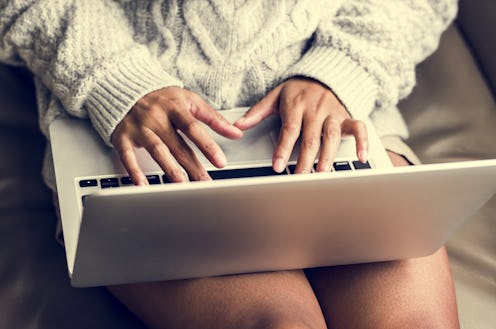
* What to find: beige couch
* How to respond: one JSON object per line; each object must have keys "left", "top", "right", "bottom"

{"left": 1, "top": 2, "right": 495, "bottom": 328}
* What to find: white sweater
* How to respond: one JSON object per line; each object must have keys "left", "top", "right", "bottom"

{"left": 0, "top": 0, "right": 457, "bottom": 188}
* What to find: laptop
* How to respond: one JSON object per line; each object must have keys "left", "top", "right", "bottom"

{"left": 49, "top": 108, "right": 496, "bottom": 287}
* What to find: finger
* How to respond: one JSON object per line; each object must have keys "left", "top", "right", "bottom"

{"left": 172, "top": 113, "right": 227, "bottom": 168}
{"left": 190, "top": 97, "right": 243, "bottom": 139}
{"left": 294, "top": 114, "right": 323, "bottom": 174}
{"left": 154, "top": 126, "right": 211, "bottom": 181}
{"left": 234, "top": 84, "right": 283, "bottom": 130}
{"left": 272, "top": 100, "right": 304, "bottom": 173}
{"left": 316, "top": 117, "right": 342, "bottom": 172}
{"left": 342, "top": 119, "right": 369, "bottom": 163}
{"left": 115, "top": 137, "right": 148, "bottom": 186}
{"left": 140, "top": 128, "right": 188, "bottom": 183}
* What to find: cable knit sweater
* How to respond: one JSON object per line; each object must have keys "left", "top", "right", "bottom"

{"left": 0, "top": 0, "right": 457, "bottom": 189}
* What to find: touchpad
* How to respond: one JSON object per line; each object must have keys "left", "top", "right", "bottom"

{"left": 184, "top": 108, "right": 278, "bottom": 167}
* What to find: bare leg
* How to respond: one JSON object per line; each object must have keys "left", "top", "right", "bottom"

{"left": 305, "top": 151, "right": 460, "bottom": 329}
{"left": 108, "top": 270, "right": 327, "bottom": 329}
{"left": 108, "top": 151, "right": 459, "bottom": 329}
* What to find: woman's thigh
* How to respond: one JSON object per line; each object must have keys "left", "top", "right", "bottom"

{"left": 108, "top": 152, "right": 459, "bottom": 329}
{"left": 305, "top": 151, "right": 460, "bottom": 329}
{"left": 108, "top": 270, "right": 327, "bottom": 329}
{"left": 305, "top": 247, "right": 459, "bottom": 329}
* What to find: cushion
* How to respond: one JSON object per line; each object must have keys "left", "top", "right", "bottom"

{"left": 0, "top": 24, "right": 495, "bottom": 328}
{"left": 0, "top": 65, "right": 145, "bottom": 329}
{"left": 457, "top": 0, "right": 496, "bottom": 95}
{"left": 399, "top": 26, "right": 496, "bottom": 329}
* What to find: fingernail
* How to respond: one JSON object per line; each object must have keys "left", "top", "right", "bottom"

{"left": 231, "top": 125, "right": 243, "bottom": 135}
{"left": 215, "top": 153, "right": 227, "bottom": 167}
{"left": 359, "top": 150, "right": 368, "bottom": 163}
{"left": 234, "top": 116, "right": 245, "bottom": 125}
{"left": 274, "top": 158, "right": 285, "bottom": 173}
{"left": 317, "top": 161, "right": 331, "bottom": 172}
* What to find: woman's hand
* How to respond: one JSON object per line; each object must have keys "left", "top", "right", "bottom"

{"left": 234, "top": 77, "right": 368, "bottom": 173}
{"left": 110, "top": 87, "right": 243, "bottom": 185}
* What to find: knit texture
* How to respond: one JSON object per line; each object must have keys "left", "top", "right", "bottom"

{"left": 0, "top": 0, "right": 457, "bottom": 189}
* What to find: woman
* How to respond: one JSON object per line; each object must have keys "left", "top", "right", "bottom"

{"left": 0, "top": 1, "right": 459, "bottom": 328}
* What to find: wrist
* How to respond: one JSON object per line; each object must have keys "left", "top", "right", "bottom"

{"left": 85, "top": 48, "right": 183, "bottom": 146}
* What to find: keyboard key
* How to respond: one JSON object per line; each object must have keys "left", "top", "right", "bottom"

{"left": 333, "top": 161, "right": 352, "bottom": 171}
{"left": 81, "top": 195, "right": 89, "bottom": 205}
{"left": 79, "top": 179, "right": 97, "bottom": 187}
{"left": 146, "top": 175, "right": 161, "bottom": 185}
{"left": 208, "top": 166, "right": 284, "bottom": 180}
{"left": 289, "top": 164, "right": 315, "bottom": 174}
{"left": 121, "top": 176, "right": 133, "bottom": 185}
{"left": 100, "top": 177, "right": 119, "bottom": 189}
{"left": 162, "top": 175, "right": 171, "bottom": 184}
{"left": 353, "top": 161, "right": 371, "bottom": 170}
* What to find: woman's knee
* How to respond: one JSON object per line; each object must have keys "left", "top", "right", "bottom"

{"left": 384, "top": 306, "right": 459, "bottom": 329}
{"left": 306, "top": 247, "right": 458, "bottom": 329}
{"left": 108, "top": 270, "right": 328, "bottom": 329}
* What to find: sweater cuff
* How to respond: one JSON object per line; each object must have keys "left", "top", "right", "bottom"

{"left": 283, "top": 46, "right": 378, "bottom": 120}
{"left": 86, "top": 48, "right": 183, "bottom": 146}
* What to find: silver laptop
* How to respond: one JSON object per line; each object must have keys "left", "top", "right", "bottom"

{"left": 49, "top": 108, "right": 496, "bottom": 287}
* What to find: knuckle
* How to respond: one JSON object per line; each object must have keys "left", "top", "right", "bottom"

{"left": 191, "top": 170, "right": 210, "bottom": 182}
{"left": 163, "top": 95, "right": 188, "bottom": 113}
{"left": 319, "top": 157, "right": 331, "bottom": 167}
{"left": 323, "top": 122, "right": 340, "bottom": 139}
{"left": 120, "top": 148, "right": 135, "bottom": 161}
{"left": 301, "top": 137, "right": 320, "bottom": 151}
{"left": 188, "top": 102, "right": 201, "bottom": 117}
{"left": 183, "top": 119, "right": 201, "bottom": 136}
{"left": 167, "top": 168, "right": 185, "bottom": 181}
{"left": 281, "top": 122, "right": 300, "bottom": 135}
{"left": 354, "top": 120, "right": 368, "bottom": 137}
{"left": 202, "top": 140, "right": 218, "bottom": 154}
{"left": 358, "top": 121, "right": 368, "bottom": 134}
{"left": 292, "top": 90, "right": 307, "bottom": 104}
{"left": 147, "top": 140, "right": 164, "bottom": 157}
{"left": 134, "top": 95, "right": 152, "bottom": 110}
{"left": 146, "top": 104, "right": 166, "bottom": 122}
{"left": 352, "top": 119, "right": 364, "bottom": 129}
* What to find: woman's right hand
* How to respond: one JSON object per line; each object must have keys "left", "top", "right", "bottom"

{"left": 110, "top": 87, "right": 243, "bottom": 185}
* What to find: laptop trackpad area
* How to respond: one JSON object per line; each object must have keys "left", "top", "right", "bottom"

{"left": 183, "top": 108, "right": 278, "bottom": 167}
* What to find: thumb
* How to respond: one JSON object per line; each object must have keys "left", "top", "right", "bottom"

{"left": 191, "top": 96, "right": 243, "bottom": 139}
{"left": 234, "top": 84, "right": 283, "bottom": 130}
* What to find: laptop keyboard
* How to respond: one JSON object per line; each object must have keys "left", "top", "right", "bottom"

{"left": 76, "top": 159, "right": 372, "bottom": 208}
{"left": 78, "top": 159, "right": 372, "bottom": 190}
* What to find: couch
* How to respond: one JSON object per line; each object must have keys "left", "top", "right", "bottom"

{"left": 1, "top": 1, "right": 495, "bottom": 328}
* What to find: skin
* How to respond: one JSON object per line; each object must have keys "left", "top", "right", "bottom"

{"left": 108, "top": 78, "right": 460, "bottom": 328}
{"left": 110, "top": 77, "right": 368, "bottom": 183}
{"left": 111, "top": 86, "right": 243, "bottom": 185}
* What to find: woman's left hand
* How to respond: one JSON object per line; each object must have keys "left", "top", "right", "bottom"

{"left": 234, "top": 77, "right": 369, "bottom": 173}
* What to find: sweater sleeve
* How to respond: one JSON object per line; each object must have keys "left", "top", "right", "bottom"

{"left": 0, "top": 0, "right": 183, "bottom": 145}
{"left": 283, "top": 0, "right": 457, "bottom": 120}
